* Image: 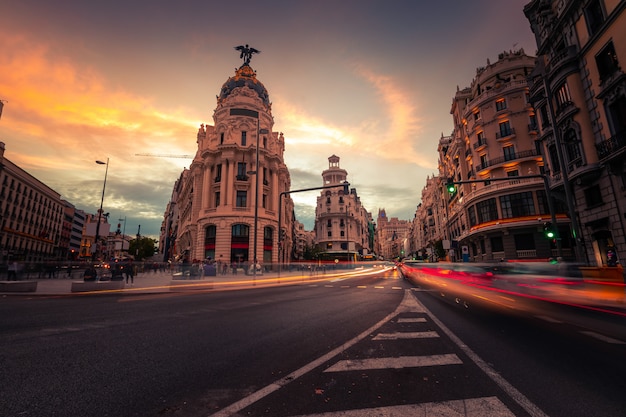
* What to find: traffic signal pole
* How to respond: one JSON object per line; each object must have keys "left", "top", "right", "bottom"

{"left": 278, "top": 182, "right": 349, "bottom": 276}
{"left": 446, "top": 174, "right": 563, "bottom": 259}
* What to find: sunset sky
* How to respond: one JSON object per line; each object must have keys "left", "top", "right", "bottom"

{"left": 0, "top": 0, "right": 537, "bottom": 238}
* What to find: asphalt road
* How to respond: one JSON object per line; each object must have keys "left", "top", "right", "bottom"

{"left": 1, "top": 268, "right": 624, "bottom": 416}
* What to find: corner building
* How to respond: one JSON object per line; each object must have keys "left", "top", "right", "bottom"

{"left": 525, "top": 0, "right": 626, "bottom": 266}
{"left": 174, "top": 61, "right": 294, "bottom": 267}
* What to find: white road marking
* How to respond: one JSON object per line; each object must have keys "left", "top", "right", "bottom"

{"left": 208, "top": 291, "right": 409, "bottom": 417}
{"left": 291, "top": 396, "right": 516, "bottom": 417}
{"left": 372, "top": 331, "right": 439, "bottom": 340}
{"left": 397, "top": 317, "right": 427, "bottom": 323}
{"left": 417, "top": 293, "right": 550, "bottom": 417}
{"left": 579, "top": 330, "right": 626, "bottom": 344}
{"left": 323, "top": 354, "right": 462, "bottom": 372}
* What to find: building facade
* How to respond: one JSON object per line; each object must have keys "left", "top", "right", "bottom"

{"left": 375, "top": 209, "right": 410, "bottom": 260}
{"left": 525, "top": 0, "right": 626, "bottom": 266}
{"left": 169, "top": 55, "right": 294, "bottom": 268}
{"left": 439, "top": 49, "right": 571, "bottom": 262}
{"left": 0, "top": 142, "right": 64, "bottom": 263}
{"left": 314, "top": 155, "right": 373, "bottom": 261}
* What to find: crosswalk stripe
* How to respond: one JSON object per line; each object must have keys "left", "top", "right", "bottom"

{"left": 397, "top": 317, "right": 427, "bottom": 323}
{"left": 372, "top": 331, "right": 439, "bottom": 340}
{"left": 323, "top": 353, "right": 462, "bottom": 372}
{"left": 290, "top": 396, "right": 515, "bottom": 417}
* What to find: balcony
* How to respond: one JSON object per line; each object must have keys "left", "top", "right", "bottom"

{"left": 475, "top": 149, "right": 538, "bottom": 172}
{"left": 473, "top": 139, "right": 488, "bottom": 151}
{"left": 596, "top": 130, "right": 626, "bottom": 161}
{"left": 235, "top": 174, "right": 249, "bottom": 182}
{"left": 496, "top": 127, "right": 516, "bottom": 140}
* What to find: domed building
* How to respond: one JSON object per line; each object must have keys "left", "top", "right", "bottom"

{"left": 166, "top": 49, "right": 294, "bottom": 269}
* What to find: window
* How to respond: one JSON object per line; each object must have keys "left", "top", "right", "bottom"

{"left": 473, "top": 110, "right": 481, "bottom": 121}
{"left": 585, "top": 0, "right": 605, "bottom": 36}
{"left": 262, "top": 193, "right": 267, "bottom": 209}
{"left": 584, "top": 185, "right": 603, "bottom": 207}
{"left": 514, "top": 233, "right": 535, "bottom": 251}
{"left": 468, "top": 205, "right": 477, "bottom": 227}
{"left": 548, "top": 144, "right": 561, "bottom": 173}
{"left": 327, "top": 231, "right": 332, "bottom": 238}
{"left": 503, "top": 145, "right": 516, "bottom": 161}
{"left": 480, "top": 154, "right": 488, "bottom": 167}
{"left": 237, "top": 162, "right": 247, "bottom": 179}
{"left": 498, "top": 120, "right": 512, "bottom": 138}
{"left": 236, "top": 190, "right": 247, "bottom": 207}
{"left": 555, "top": 83, "right": 572, "bottom": 108}
{"left": 241, "top": 131, "right": 247, "bottom": 146}
{"left": 564, "top": 129, "right": 582, "bottom": 165}
{"left": 529, "top": 114, "right": 538, "bottom": 131}
{"left": 215, "top": 191, "right": 220, "bottom": 207}
{"left": 340, "top": 231, "right": 345, "bottom": 237}
{"left": 215, "top": 164, "right": 222, "bottom": 182}
{"left": 476, "top": 198, "right": 498, "bottom": 223}
{"left": 263, "top": 136, "right": 267, "bottom": 148}
{"left": 220, "top": 132, "right": 224, "bottom": 144}
{"left": 500, "top": 192, "right": 535, "bottom": 218}
{"left": 476, "top": 131, "right": 486, "bottom": 146}
{"left": 596, "top": 41, "right": 620, "bottom": 83}
{"left": 496, "top": 98, "right": 507, "bottom": 112}
{"left": 491, "top": 236, "right": 504, "bottom": 252}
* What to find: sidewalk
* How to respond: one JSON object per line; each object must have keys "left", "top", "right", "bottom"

{"left": 0, "top": 268, "right": 351, "bottom": 296}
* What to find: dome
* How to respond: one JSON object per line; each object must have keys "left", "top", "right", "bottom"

{"left": 218, "top": 65, "right": 270, "bottom": 106}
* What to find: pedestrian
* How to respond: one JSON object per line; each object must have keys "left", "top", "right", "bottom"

{"left": 125, "top": 261, "right": 134, "bottom": 285}
{"left": 7, "top": 261, "right": 18, "bottom": 281}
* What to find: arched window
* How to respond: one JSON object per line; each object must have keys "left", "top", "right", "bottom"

{"left": 564, "top": 128, "right": 582, "bottom": 168}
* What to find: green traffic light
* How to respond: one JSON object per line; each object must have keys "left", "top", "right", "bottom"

{"left": 545, "top": 230, "right": 555, "bottom": 239}
{"left": 447, "top": 184, "right": 456, "bottom": 193}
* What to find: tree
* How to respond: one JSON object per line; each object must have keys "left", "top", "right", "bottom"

{"left": 129, "top": 237, "right": 157, "bottom": 260}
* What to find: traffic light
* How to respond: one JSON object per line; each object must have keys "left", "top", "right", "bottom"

{"left": 446, "top": 178, "right": 457, "bottom": 194}
{"left": 543, "top": 222, "right": 555, "bottom": 239}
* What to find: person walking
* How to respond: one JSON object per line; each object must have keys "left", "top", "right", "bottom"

{"left": 7, "top": 261, "right": 18, "bottom": 281}
{"left": 125, "top": 261, "right": 134, "bottom": 286}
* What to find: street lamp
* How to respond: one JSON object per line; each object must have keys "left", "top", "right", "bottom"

{"left": 94, "top": 158, "right": 109, "bottom": 261}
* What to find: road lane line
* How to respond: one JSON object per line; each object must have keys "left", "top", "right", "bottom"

{"left": 323, "top": 354, "right": 462, "bottom": 372}
{"left": 290, "top": 396, "right": 515, "bottom": 417}
{"left": 372, "top": 331, "right": 439, "bottom": 340}
{"left": 412, "top": 292, "right": 550, "bottom": 417}
{"left": 207, "top": 290, "right": 416, "bottom": 417}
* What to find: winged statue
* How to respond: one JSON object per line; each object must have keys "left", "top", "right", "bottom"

{"left": 234, "top": 44, "right": 260, "bottom": 66}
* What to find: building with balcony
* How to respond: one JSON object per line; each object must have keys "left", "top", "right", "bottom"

{"left": 524, "top": 0, "right": 626, "bottom": 266}
{"left": 439, "top": 49, "right": 571, "bottom": 262}
{"left": 167, "top": 55, "right": 294, "bottom": 268}
{"left": 314, "top": 155, "right": 373, "bottom": 261}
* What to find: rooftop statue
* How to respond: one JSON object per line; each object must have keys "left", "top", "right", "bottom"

{"left": 234, "top": 44, "right": 260, "bottom": 66}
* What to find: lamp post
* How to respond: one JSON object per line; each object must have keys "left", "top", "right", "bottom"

{"left": 94, "top": 158, "right": 109, "bottom": 261}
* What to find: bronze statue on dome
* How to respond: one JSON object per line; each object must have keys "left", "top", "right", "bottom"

{"left": 234, "top": 44, "right": 260, "bottom": 66}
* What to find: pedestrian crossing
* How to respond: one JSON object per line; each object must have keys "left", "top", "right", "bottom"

{"left": 211, "top": 290, "right": 546, "bottom": 417}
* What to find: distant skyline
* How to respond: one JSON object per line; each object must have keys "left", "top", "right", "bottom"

{"left": 0, "top": 0, "right": 537, "bottom": 238}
